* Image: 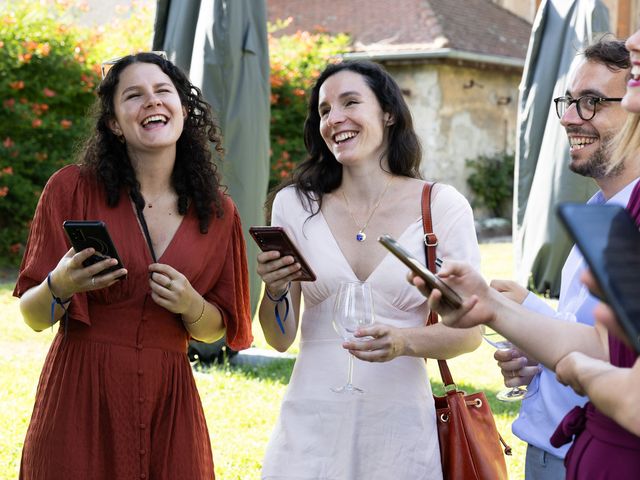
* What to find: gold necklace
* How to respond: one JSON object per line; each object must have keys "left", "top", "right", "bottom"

{"left": 142, "top": 191, "right": 171, "bottom": 209}
{"left": 341, "top": 176, "right": 393, "bottom": 242}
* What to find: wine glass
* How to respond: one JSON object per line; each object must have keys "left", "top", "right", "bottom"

{"left": 331, "top": 281, "right": 375, "bottom": 394}
{"left": 483, "top": 329, "right": 527, "bottom": 402}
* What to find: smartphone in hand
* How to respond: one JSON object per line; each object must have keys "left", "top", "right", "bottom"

{"left": 378, "top": 234, "right": 463, "bottom": 309}
{"left": 63, "top": 220, "right": 125, "bottom": 275}
{"left": 249, "top": 226, "right": 316, "bottom": 281}
{"left": 557, "top": 203, "right": 640, "bottom": 353}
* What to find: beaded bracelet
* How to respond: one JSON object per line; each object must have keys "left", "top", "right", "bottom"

{"left": 184, "top": 297, "right": 206, "bottom": 326}
{"left": 265, "top": 282, "right": 291, "bottom": 334}
{"left": 47, "top": 272, "right": 72, "bottom": 329}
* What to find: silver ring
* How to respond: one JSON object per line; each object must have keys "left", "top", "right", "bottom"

{"left": 91, "top": 277, "right": 95, "bottom": 287}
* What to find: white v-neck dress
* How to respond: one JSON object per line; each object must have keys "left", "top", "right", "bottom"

{"left": 261, "top": 184, "right": 481, "bottom": 480}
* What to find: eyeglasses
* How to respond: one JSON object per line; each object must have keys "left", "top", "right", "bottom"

{"left": 100, "top": 51, "right": 168, "bottom": 79}
{"left": 553, "top": 95, "right": 622, "bottom": 121}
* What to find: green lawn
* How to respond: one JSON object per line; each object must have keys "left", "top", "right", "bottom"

{"left": 0, "top": 242, "right": 528, "bottom": 479}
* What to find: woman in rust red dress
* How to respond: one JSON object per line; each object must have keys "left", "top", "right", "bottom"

{"left": 13, "top": 52, "right": 252, "bottom": 479}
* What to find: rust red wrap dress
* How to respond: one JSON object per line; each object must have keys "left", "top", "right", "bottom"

{"left": 14, "top": 165, "right": 253, "bottom": 480}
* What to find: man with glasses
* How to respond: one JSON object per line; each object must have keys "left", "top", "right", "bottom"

{"left": 490, "top": 39, "right": 639, "bottom": 479}
{"left": 554, "top": 94, "right": 622, "bottom": 121}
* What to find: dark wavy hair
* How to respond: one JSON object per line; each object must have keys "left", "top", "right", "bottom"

{"left": 267, "top": 60, "right": 422, "bottom": 218}
{"left": 583, "top": 38, "right": 630, "bottom": 72}
{"left": 80, "top": 52, "right": 224, "bottom": 233}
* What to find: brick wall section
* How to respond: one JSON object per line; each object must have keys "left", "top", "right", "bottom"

{"left": 267, "top": 0, "right": 531, "bottom": 59}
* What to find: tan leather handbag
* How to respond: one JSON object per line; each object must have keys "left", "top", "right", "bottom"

{"left": 421, "top": 182, "right": 512, "bottom": 480}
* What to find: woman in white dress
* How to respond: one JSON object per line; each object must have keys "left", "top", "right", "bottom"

{"left": 257, "top": 60, "right": 482, "bottom": 479}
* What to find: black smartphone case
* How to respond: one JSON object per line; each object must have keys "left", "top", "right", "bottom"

{"left": 557, "top": 203, "right": 640, "bottom": 353}
{"left": 63, "top": 220, "right": 124, "bottom": 274}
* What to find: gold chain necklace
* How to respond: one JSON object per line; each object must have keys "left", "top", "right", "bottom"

{"left": 142, "top": 191, "right": 172, "bottom": 209}
{"left": 341, "top": 176, "right": 393, "bottom": 242}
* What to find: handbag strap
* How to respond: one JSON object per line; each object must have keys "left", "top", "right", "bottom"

{"left": 422, "top": 191, "right": 514, "bottom": 456}
{"left": 421, "top": 182, "right": 455, "bottom": 389}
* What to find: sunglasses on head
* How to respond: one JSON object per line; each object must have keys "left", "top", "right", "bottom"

{"left": 100, "top": 51, "right": 168, "bottom": 79}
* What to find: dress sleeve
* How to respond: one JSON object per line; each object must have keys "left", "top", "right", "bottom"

{"left": 13, "top": 165, "right": 91, "bottom": 325}
{"left": 431, "top": 184, "right": 481, "bottom": 271}
{"left": 270, "top": 187, "right": 291, "bottom": 229}
{"left": 205, "top": 200, "right": 253, "bottom": 351}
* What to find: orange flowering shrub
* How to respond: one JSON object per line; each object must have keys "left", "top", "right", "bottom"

{"left": 0, "top": 0, "right": 153, "bottom": 265}
{"left": 268, "top": 19, "right": 349, "bottom": 188}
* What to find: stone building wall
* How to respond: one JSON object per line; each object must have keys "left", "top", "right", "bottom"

{"left": 387, "top": 62, "right": 521, "bottom": 214}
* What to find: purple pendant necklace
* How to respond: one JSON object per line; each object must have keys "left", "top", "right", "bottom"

{"left": 341, "top": 176, "right": 393, "bottom": 242}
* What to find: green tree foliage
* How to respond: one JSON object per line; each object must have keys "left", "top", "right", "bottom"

{"left": 268, "top": 20, "right": 349, "bottom": 188}
{"left": 0, "top": 0, "right": 153, "bottom": 266}
{"left": 466, "top": 152, "right": 515, "bottom": 218}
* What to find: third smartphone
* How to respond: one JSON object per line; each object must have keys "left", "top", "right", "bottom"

{"left": 557, "top": 203, "right": 640, "bottom": 353}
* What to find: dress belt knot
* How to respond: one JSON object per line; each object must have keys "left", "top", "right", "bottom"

{"left": 550, "top": 405, "right": 587, "bottom": 448}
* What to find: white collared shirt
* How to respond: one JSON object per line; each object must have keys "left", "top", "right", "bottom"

{"left": 512, "top": 178, "right": 640, "bottom": 458}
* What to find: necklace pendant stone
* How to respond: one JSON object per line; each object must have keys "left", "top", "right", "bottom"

{"left": 356, "top": 231, "right": 366, "bottom": 242}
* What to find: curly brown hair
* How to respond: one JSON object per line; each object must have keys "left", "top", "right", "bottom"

{"left": 80, "top": 52, "right": 225, "bottom": 233}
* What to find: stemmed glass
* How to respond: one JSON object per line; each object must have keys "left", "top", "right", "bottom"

{"left": 331, "top": 281, "right": 375, "bottom": 394}
{"left": 483, "top": 329, "right": 527, "bottom": 402}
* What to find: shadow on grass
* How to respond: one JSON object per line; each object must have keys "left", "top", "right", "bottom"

{"left": 194, "top": 357, "right": 295, "bottom": 385}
